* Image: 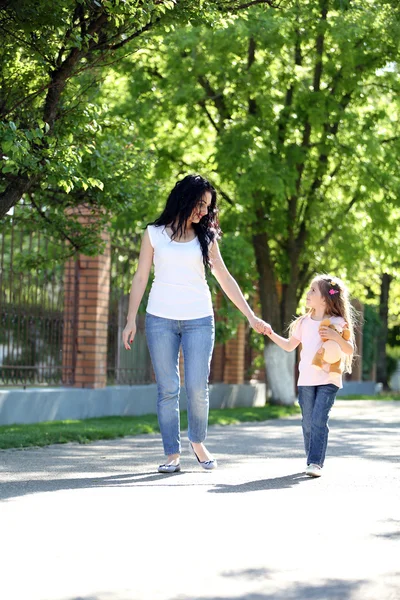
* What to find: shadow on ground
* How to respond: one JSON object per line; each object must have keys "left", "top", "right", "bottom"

{"left": 208, "top": 472, "right": 312, "bottom": 493}
{"left": 60, "top": 577, "right": 368, "bottom": 600}
{"left": 1, "top": 402, "right": 399, "bottom": 502}
{"left": 0, "top": 469, "right": 316, "bottom": 501}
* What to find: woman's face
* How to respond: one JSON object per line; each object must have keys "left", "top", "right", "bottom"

{"left": 189, "top": 191, "right": 212, "bottom": 224}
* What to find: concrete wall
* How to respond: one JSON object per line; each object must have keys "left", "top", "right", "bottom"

{"left": 336, "top": 381, "right": 377, "bottom": 397}
{"left": 0, "top": 383, "right": 267, "bottom": 426}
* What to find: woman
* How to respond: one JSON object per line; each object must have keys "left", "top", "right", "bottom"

{"left": 122, "top": 174, "right": 270, "bottom": 473}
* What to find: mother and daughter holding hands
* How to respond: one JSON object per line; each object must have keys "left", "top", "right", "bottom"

{"left": 122, "top": 174, "right": 355, "bottom": 477}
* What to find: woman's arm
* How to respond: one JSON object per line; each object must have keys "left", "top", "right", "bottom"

{"left": 265, "top": 330, "right": 301, "bottom": 352}
{"left": 210, "top": 241, "right": 271, "bottom": 335}
{"left": 319, "top": 326, "right": 354, "bottom": 356}
{"left": 122, "top": 229, "right": 154, "bottom": 350}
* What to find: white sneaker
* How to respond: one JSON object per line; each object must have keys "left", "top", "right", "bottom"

{"left": 305, "top": 464, "right": 322, "bottom": 477}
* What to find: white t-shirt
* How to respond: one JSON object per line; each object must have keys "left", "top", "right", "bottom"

{"left": 146, "top": 225, "right": 213, "bottom": 320}
{"left": 293, "top": 314, "right": 347, "bottom": 388}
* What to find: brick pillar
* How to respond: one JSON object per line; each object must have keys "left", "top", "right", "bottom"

{"left": 210, "top": 292, "right": 224, "bottom": 383}
{"left": 210, "top": 342, "right": 225, "bottom": 383}
{"left": 62, "top": 207, "right": 111, "bottom": 388}
{"left": 223, "top": 322, "right": 246, "bottom": 384}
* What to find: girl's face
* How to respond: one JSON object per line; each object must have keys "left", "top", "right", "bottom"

{"left": 189, "top": 191, "right": 212, "bottom": 224}
{"left": 306, "top": 280, "right": 326, "bottom": 311}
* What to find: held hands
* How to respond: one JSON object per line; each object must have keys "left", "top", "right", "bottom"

{"left": 122, "top": 321, "right": 137, "bottom": 350}
{"left": 249, "top": 315, "right": 272, "bottom": 336}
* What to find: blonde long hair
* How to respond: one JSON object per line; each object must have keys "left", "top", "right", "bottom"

{"left": 289, "top": 274, "right": 357, "bottom": 374}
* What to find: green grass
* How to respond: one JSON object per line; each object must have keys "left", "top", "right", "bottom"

{"left": 0, "top": 404, "right": 300, "bottom": 450}
{"left": 339, "top": 393, "right": 400, "bottom": 401}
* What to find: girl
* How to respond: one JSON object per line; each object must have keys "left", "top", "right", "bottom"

{"left": 265, "top": 274, "right": 355, "bottom": 477}
{"left": 122, "top": 174, "right": 271, "bottom": 473}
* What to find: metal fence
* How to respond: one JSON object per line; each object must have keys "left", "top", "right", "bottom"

{"left": 107, "top": 233, "right": 153, "bottom": 385}
{"left": 0, "top": 207, "right": 75, "bottom": 386}
{"left": 107, "top": 237, "right": 153, "bottom": 385}
{"left": 0, "top": 210, "right": 153, "bottom": 388}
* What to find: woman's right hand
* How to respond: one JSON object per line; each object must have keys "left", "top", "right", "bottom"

{"left": 122, "top": 321, "right": 137, "bottom": 350}
{"left": 249, "top": 315, "right": 272, "bottom": 335}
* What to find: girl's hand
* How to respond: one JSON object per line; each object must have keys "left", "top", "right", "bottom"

{"left": 122, "top": 321, "right": 137, "bottom": 350}
{"left": 249, "top": 315, "right": 272, "bottom": 336}
{"left": 319, "top": 326, "right": 340, "bottom": 342}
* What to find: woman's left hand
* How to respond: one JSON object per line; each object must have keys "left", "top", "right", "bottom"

{"left": 249, "top": 315, "right": 272, "bottom": 335}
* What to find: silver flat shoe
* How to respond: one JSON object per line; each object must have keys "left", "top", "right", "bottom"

{"left": 189, "top": 443, "right": 217, "bottom": 470}
{"left": 158, "top": 461, "right": 181, "bottom": 474}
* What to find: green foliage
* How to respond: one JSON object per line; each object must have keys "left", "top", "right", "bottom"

{"left": 0, "top": 0, "right": 253, "bottom": 243}
{"left": 362, "top": 304, "right": 381, "bottom": 380}
{"left": 386, "top": 345, "right": 400, "bottom": 381}
{"left": 388, "top": 326, "right": 400, "bottom": 348}
{"left": 105, "top": 0, "right": 400, "bottom": 334}
{"left": 209, "top": 231, "right": 259, "bottom": 340}
{"left": 339, "top": 394, "right": 400, "bottom": 400}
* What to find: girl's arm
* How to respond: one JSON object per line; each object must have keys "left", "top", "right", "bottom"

{"left": 122, "top": 229, "right": 154, "bottom": 350}
{"left": 265, "top": 330, "right": 301, "bottom": 352}
{"left": 319, "top": 326, "right": 354, "bottom": 356}
{"left": 210, "top": 241, "right": 271, "bottom": 335}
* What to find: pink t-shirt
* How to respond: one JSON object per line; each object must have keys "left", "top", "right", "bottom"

{"left": 293, "top": 314, "right": 347, "bottom": 388}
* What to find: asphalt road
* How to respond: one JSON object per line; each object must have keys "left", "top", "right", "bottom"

{"left": 0, "top": 400, "right": 399, "bottom": 600}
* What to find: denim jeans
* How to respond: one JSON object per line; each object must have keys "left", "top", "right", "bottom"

{"left": 297, "top": 384, "right": 339, "bottom": 467}
{"left": 145, "top": 312, "right": 215, "bottom": 456}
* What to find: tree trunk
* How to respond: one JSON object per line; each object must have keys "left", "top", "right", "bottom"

{"left": 0, "top": 175, "right": 39, "bottom": 218}
{"left": 252, "top": 232, "right": 297, "bottom": 404}
{"left": 281, "top": 279, "right": 299, "bottom": 331}
{"left": 376, "top": 272, "right": 392, "bottom": 389}
{"left": 252, "top": 231, "right": 280, "bottom": 330}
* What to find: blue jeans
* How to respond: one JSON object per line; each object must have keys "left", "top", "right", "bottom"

{"left": 297, "top": 384, "right": 339, "bottom": 467}
{"left": 145, "top": 313, "right": 215, "bottom": 456}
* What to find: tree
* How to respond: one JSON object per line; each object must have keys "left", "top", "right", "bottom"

{"left": 0, "top": 0, "right": 282, "bottom": 245}
{"left": 107, "top": 0, "right": 400, "bottom": 402}
{"left": 344, "top": 189, "right": 400, "bottom": 387}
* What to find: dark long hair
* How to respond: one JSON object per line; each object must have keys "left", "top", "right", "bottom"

{"left": 149, "top": 174, "right": 221, "bottom": 268}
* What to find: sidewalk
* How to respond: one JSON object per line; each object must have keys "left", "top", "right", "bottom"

{"left": 0, "top": 400, "right": 399, "bottom": 600}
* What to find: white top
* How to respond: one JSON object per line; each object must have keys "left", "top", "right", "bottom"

{"left": 146, "top": 225, "right": 213, "bottom": 320}
{"left": 293, "top": 314, "right": 347, "bottom": 388}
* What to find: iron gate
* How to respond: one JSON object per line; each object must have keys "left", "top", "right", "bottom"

{"left": 0, "top": 205, "right": 76, "bottom": 387}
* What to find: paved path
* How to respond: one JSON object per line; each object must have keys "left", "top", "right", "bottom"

{"left": 0, "top": 401, "right": 399, "bottom": 600}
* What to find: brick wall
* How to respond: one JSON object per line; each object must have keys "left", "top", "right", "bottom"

{"left": 209, "top": 322, "right": 248, "bottom": 384}
{"left": 62, "top": 206, "right": 111, "bottom": 388}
